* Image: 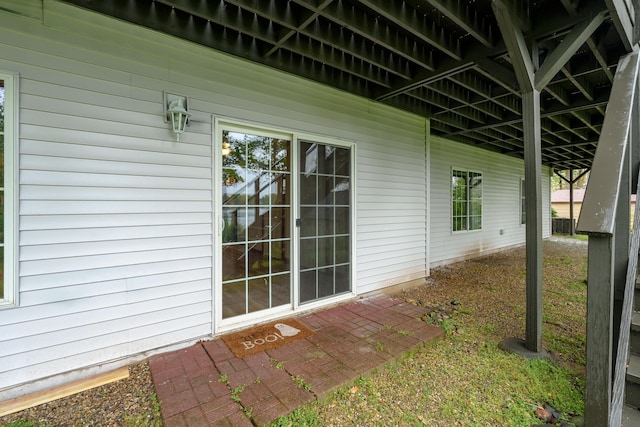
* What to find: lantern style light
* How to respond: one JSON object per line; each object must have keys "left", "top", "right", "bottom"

{"left": 164, "top": 92, "right": 190, "bottom": 141}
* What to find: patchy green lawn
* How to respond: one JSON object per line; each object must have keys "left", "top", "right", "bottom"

{"left": 272, "top": 240, "right": 588, "bottom": 426}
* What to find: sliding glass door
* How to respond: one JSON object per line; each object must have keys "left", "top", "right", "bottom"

{"left": 298, "top": 141, "right": 351, "bottom": 303}
{"left": 221, "top": 129, "right": 291, "bottom": 319}
{"left": 218, "top": 125, "right": 353, "bottom": 322}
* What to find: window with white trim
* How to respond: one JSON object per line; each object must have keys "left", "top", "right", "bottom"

{"left": 452, "top": 169, "right": 482, "bottom": 232}
{"left": 0, "top": 72, "right": 16, "bottom": 306}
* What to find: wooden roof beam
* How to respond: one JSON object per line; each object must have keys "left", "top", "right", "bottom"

{"left": 492, "top": 0, "right": 535, "bottom": 92}
{"left": 587, "top": 38, "right": 614, "bottom": 82}
{"left": 301, "top": 19, "right": 413, "bottom": 79}
{"left": 446, "top": 94, "right": 608, "bottom": 137}
{"left": 375, "top": 5, "right": 602, "bottom": 101}
{"left": 225, "top": 0, "right": 414, "bottom": 80}
{"left": 571, "top": 110, "right": 602, "bottom": 135}
{"left": 547, "top": 114, "right": 590, "bottom": 141}
{"left": 562, "top": 67, "right": 595, "bottom": 101}
{"left": 157, "top": 0, "right": 394, "bottom": 87}
{"left": 358, "top": 0, "right": 462, "bottom": 60}
{"left": 559, "top": 0, "right": 615, "bottom": 81}
{"left": 291, "top": 0, "right": 436, "bottom": 70}
{"left": 535, "top": 11, "right": 608, "bottom": 91}
{"left": 473, "top": 58, "right": 520, "bottom": 95}
{"left": 604, "top": 0, "right": 636, "bottom": 52}
{"left": 424, "top": 0, "right": 494, "bottom": 48}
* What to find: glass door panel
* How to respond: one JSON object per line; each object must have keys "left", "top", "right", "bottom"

{"left": 299, "top": 141, "right": 351, "bottom": 304}
{"left": 221, "top": 130, "right": 291, "bottom": 319}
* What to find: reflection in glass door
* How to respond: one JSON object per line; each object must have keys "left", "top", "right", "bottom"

{"left": 299, "top": 141, "right": 351, "bottom": 303}
{"left": 221, "top": 129, "right": 291, "bottom": 319}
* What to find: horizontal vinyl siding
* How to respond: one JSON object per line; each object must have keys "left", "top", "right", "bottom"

{"left": 355, "top": 123, "right": 427, "bottom": 293}
{"left": 0, "top": 1, "right": 216, "bottom": 394}
{"left": 430, "top": 135, "right": 551, "bottom": 266}
{"left": 0, "top": 0, "right": 427, "bottom": 396}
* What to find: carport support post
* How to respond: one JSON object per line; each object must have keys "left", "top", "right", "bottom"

{"left": 569, "top": 169, "right": 575, "bottom": 235}
{"left": 555, "top": 168, "right": 590, "bottom": 235}
{"left": 523, "top": 89, "right": 543, "bottom": 353}
{"left": 492, "top": 0, "right": 545, "bottom": 355}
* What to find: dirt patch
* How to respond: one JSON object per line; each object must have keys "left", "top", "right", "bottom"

{"left": 402, "top": 238, "right": 587, "bottom": 367}
{"left": 0, "top": 362, "right": 161, "bottom": 427}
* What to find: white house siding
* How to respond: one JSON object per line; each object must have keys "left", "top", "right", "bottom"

{"left": 429, "top": 135, "right": 551, "bottom": 267}
{"left": 0, "top": 0, "right": 428, "bottom": 397}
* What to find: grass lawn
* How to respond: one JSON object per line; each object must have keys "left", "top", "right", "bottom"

{"left": 272, "top": 240, "right": 588, "bottom": 426}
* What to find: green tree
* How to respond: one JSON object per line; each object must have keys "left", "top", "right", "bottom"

{"left": 552, "top": 169, "right": 589, "bottom": 191}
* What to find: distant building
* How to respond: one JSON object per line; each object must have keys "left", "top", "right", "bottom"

{"left": 552, "top": 189, "right": 637, "bottom": 219}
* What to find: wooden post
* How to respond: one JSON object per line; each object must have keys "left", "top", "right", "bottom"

{"left": 612, "top": 126, "right": 632, "bottom": 375}
{"left": 633, "top": 71, "right": 640, "bottom": 194}
{"left": 556, "top": 168, "right": 590, "bottom": 236}
{"left": 578, "top": 51, "right": 640, "bottom": 427}
{"left": 492, "top": 1, "right": 544, "bottom": 354}
{"left": 569, "top": 169, "right": 575, "bottom": 235}
{"left": 493, "top": 0, "right": 605, "bottom": 356}
{"left": 523, "top": 89, "right": 543, "bottom": 353}
{"left": 585, "top": 236, "right": 614, "bottom": 426}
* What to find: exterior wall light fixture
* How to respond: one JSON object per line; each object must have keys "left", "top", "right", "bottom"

{"left": 164, "top": 92, "right": 190, "bottom": 141}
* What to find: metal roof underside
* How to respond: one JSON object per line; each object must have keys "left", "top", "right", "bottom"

{"left": 63, "top": 0, "right": 637, "bottom": 171}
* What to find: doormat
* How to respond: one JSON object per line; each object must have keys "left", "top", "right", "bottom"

{"left": 222, "top": 318, "right": 314, "bottom": 358}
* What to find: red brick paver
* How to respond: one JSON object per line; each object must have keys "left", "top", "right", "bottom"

{"left": 149, "top": 295, "right": 443, "bottom": 426}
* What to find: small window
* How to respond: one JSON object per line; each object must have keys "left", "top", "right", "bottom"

{"left": 520, "top": 178, "right": 526, "bottom": 225}
{"left": 0, "top": 72, "right": 16, "bottom": 306}
{"left": 452, "top": 169, "right": 482, "bottom": 232}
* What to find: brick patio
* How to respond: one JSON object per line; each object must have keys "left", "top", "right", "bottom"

{"left": 149, "top": 295, "right": 444, "bottom": 426}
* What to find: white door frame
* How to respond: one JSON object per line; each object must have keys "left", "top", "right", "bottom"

{"left": 212, "top": 117, "right": 357, "bottom": 334}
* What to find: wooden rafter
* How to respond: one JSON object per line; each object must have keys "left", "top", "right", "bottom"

{"left": 61, "top": 0, "right": 634, "bottom": 172}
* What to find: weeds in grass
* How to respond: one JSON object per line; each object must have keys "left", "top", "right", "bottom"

{"left": 272, "top": 241, "right": 587, "bottom": 426}
{"left": 124, "top": 393, "right": 163, "bottom": 427}
{"left": 483, "top": 324, "right": 497, "bottom": 334}
{"left": 151, "top": 394, "right": 161, "bottom": 419}
{"left": 270, "top": 405, "right": 320, "bottom": 427}
{"left": 276, "top": 331, "right": 584, "bottom": 427}
{"left": 1, "top": 422, "right": 52, "bottom": 427}
{"left": 440, "top": 318, "right": 457, "bottom": 334}
{"left": 544, "top": 332, "right": 586, "bottom": 365}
